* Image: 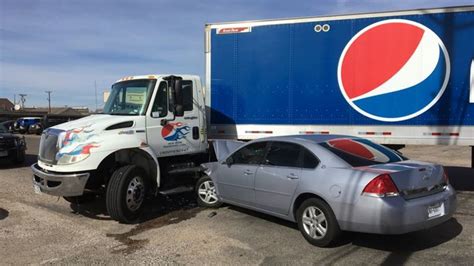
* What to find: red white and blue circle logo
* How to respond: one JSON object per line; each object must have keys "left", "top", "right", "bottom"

{"left": 337, "top": 19, "right": 450, "bottom": 122}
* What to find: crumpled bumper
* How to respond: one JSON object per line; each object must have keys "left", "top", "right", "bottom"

{"left": 31, "top": 163, "right": 90, "bottom": 197}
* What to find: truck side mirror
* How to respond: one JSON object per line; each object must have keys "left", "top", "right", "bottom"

{"left": 174, "top": 79, "right": 184, "bottom": 117}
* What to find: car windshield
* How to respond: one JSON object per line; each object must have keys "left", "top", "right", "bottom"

{"left": 0, "top": 124, "right": 7, "bottom": 133}
{"left": 103, "top": 79, "right": 156, "bottom": 115}
{"left": 319, "top": 138, "right": 407, "bottom": 167}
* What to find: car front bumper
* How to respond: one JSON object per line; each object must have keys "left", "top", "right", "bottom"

{"left": 31, "top": 163, "right": 90, "bottom": 197}
{"left": 338, "top": 185, "right": 457, "bottom": 234}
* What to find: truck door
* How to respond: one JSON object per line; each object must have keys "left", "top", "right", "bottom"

{"left": 146, "top": 78, "right": 202, "bottom": 157}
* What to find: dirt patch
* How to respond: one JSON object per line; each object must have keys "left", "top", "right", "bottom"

{"left": 0, "top": 207, "right": 9, "bottom": 220}
{"left": 107, "top": 207, "right": 202, "bottom": 255}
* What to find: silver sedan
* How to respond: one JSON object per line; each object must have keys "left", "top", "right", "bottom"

{"left": 196, "top": 135, "right": 457, "bottom": 247}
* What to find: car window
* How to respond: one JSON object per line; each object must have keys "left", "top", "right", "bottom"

{"left": 319, "top": 138, "right": 407, "bottom": 167}
{"left": 231, "top": 142, "right": 268, "bottom": 165}
{"left": 265, "top": 142, "right": 302, "bottom": 168}
{"left": 302, "top": 148, "right": 319, "bottom": 169}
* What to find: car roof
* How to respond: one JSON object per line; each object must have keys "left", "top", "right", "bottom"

{"left": 251, "top": 134, "right": 356, "bottom": 145}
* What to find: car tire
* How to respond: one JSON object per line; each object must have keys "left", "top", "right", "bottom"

{"left": 296, "top": 198, "right": 341, "bottom": 247}
{"left": 106, "top": 165, "right": 147, "bottom": 223}
{"left": 196, "top": 175, "right": 222, "bottom": 208}
{"left": 63, "top": 194, "right": 96, "bottom": 204}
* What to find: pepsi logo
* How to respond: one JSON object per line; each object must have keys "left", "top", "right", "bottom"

{"left": 161, "top": 122, "right": 190, "bottom": 141}
{"left": 337, "top": 19, "right": 450, "bottom": 122}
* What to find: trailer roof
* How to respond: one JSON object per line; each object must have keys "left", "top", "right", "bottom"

{"left": 206, "top": 5, "right": 474, "bottom": 29}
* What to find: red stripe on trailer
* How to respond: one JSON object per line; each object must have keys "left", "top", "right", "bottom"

{"left": 382, "top": 132, "right": 392, "bottom": 135}
{"left": 366, "top": 132, "right": 375, "bottom": 135}
{"left": 449, "top": 133, "right": 460, "bottom": 136}
{"left": 245, "top": 130, "right": 273, "bottom": 134}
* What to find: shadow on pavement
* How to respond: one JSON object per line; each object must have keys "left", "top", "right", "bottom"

{"left": 445, "top": 166, "right": 474, "bottom": 191}
{"left": 69, "top": 191, "right": 199, "bottom": 223}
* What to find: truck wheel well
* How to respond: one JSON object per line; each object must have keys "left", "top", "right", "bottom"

{"left": 96, "top": 149, "right": 158, "bottom": 192}
{"left": 292, "top": 193, "right": 329, "bottom": 221}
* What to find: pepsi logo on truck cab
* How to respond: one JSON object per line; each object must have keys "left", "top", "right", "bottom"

{"left": 337, "top": 19, "right": 450, "bottom": 122}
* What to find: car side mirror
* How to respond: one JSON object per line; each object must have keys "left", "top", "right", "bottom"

{"left": 225, "top": 157, "right": 234, "bottom": 167}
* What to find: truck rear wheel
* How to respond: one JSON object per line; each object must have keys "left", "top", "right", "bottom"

{"left": 106, "top": 165, "right": 147, "bottom": 223}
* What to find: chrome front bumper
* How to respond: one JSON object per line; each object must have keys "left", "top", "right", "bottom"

{"left": 31, "top": 163, "right": 90, "bottom": 197}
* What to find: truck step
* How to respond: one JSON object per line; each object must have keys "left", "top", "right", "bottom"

{"left": 158, "top": 186, "right": 194, "bottom": 196}
{"left": 167, "top": 166, "right": 203, "bottom": 176}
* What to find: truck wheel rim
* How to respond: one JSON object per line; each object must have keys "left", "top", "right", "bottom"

{"left": 302, "top": 206, "right": 327, "bottom": 240}
{"left": 126, "top": 176, "right": 145, "bottom": 211}
{"left": 198, "top": 180, "right": 218, "bottom": 204}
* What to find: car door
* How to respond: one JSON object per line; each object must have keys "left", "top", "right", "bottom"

{"left": 216, "top": 141, "right": 269, "bottom": 207}
{"left": 254, "top": 141, "right": 303, "bottom": 215}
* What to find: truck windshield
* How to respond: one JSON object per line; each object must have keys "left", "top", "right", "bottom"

{"left": 103, "top": 79, "right": 156, "bottom": 115}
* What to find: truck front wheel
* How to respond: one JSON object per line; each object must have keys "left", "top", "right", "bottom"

{"left": 106, "top": 165, "right": 147, "bottom": 223}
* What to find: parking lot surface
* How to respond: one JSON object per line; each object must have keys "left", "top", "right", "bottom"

{"left": 1, "top": 135, "right": 473, "bottom": 265}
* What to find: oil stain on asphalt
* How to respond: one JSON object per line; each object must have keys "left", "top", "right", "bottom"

{"left": 107, "top": 207, "right": 202, "bottom": 255}
{"left": 0, "top": 207, "right": 9, "bottom": 220}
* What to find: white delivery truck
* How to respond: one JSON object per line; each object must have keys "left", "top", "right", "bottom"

{"left": 33, "top": 6, "right": 474, "bottom": 223}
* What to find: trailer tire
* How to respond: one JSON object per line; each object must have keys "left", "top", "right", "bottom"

{"left": 106, "top": 165, "right": 147, "bottom": 224}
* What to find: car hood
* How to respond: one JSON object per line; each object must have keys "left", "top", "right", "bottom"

{"left": 51, "top": 114, "right": 135, "bottom": 133}
{"left": 212, "top": 139, "right": 245, "bottom": 161}
{"left": 0, "top": 133, "right": 16, "bottom": 139}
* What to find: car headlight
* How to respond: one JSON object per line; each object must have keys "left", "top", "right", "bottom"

{"left": 56, "top": 153, "right": 90, "bottom": 165}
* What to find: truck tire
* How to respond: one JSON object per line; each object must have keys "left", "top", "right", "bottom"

{"left": 196, "top": 175, "right": 222, "bottom": 208}
{"left": 106, "top": 165, "right": 147, "bottom": 223}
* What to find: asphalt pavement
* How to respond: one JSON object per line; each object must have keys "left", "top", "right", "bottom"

{"left": 0, "top": 135, "right": 473, "bottom": 265}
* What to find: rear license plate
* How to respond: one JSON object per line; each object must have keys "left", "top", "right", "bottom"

{"left": 0, "top": 150, "right": 7, "bottom": 157}
{"left": 33, "top": 184, "right": 41, "bottom": 194}
{"left": 428, "top": 202, "right": 445, "bottom": 219}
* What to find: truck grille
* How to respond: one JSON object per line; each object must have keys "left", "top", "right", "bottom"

{"left": 38, "top": 129, "right": 62, "bottom": 165}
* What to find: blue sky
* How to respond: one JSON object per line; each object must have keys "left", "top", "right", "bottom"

{"left": 0, "top": 0, "right": 472, "bottom": 110}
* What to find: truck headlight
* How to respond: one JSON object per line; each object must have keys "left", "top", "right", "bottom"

{"left": 56, "top": 153, "right": 90, "bottom": 165}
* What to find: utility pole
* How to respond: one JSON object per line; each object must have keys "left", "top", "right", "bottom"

{"left": 45, "top": 90, "right": 52, "bottom": 113}
{"left": 19, "top": 94, "right": 27, "bottom": 109}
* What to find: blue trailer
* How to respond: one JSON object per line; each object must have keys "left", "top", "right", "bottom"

{"left": 205, "top": 6, "right": 474, "bottom": 147}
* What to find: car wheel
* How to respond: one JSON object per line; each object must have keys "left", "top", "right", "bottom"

{"left": 106, "top": 165, "right": 147, "bottom": 223}
{"left": 297, "top": 198, "right": 341, "bottom": 247}
{"left": 196, "top": 175, "right": 222, "bottom": 208}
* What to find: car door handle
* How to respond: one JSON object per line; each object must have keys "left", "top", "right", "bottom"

{"left": 244, "top": 169, "right": 254, "bottom": 175}
{"left": 287, "top": 173, "right": 299, "bottom": 179}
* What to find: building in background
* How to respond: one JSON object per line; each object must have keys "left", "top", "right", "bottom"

{"left": 0, "top": 98, "right": 14, "bottom": 111}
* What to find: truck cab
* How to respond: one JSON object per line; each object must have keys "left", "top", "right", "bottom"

{"left": 32, "top": 74, "right": 208, "bottom": 223}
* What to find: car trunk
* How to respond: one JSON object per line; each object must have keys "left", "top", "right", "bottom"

{"left": 359, "top": 160, "right": 448, "bottom": 200}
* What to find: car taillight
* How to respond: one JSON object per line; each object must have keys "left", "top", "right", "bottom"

{"left": 362, "top": 173, "right": 399, "bottom": 197}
